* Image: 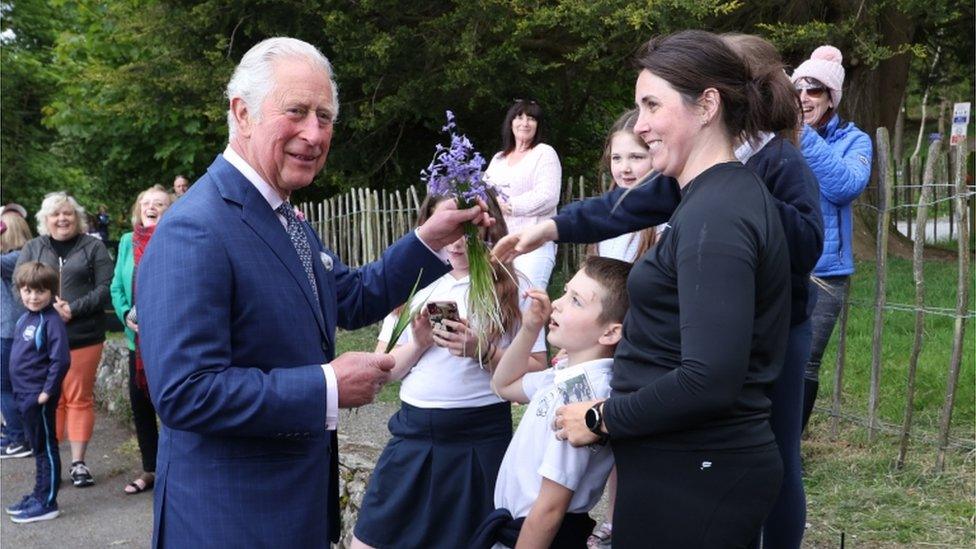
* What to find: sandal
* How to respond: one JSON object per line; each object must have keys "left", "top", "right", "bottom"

{"left": 586, "top": 521, "right": 612, "bottom": 549}
{"left": 123, "top": 473, "right": 155, "bottom": 495}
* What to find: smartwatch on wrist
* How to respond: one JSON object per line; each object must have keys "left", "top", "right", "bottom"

{"left": 585, "top": 401, "right": 606, "bottom": 437}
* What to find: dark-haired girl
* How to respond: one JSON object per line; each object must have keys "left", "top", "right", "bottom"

{"left": 485, "top": 100, "right": 562, "bottom": 291}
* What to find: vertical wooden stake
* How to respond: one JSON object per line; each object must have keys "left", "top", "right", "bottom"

{"left": 936, "top": 144, "right": 971, "bottom": 471}
{"left": 896, "top": 140, "right": 938, "bottom": 468}
{"left": 868, "top": 128, "right": 893, "bottom": 442}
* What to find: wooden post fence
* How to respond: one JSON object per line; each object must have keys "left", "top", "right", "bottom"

{"left": 296, "top": 142, "right": 974, "bottom": 460}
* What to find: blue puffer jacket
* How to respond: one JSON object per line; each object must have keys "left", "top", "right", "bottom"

{"left": 800, "top": 114, "right": 872, "bottom": 277}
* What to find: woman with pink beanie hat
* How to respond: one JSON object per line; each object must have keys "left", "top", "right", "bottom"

{"left": 791, "top": 45, "right": 873, "bottom": 432}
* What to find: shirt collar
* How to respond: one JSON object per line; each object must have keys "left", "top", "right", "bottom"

{"left": 555, "top": 357, "right": 614, "bottom": 372}
{"left": 223, "top": 145, "right": 286, "bottom": 211}
{"left": 734, "top": 132, "right": 775, "bottom": 164}
{"left": 444, "top": 272, "right": 470, "bottom": 286}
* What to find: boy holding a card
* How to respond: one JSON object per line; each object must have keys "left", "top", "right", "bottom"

{"left": 472, "top": 256, "right": 631, "bottom": 548}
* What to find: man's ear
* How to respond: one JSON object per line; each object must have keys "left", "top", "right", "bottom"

{"left": 598, "top": 322, "right": 623, "bottom": 347}
{"left": 698, "top": 87, "right": 721, "bottom": 126}
{"left": 230, "top": 97, "right": 253, "bottom": 138}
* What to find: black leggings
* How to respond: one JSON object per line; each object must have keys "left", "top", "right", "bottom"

{"left": 612, "top": 442, "right": 782, "bottom": 548}
{"left": 128, "top": 351, "right": 158, "bottom": 472}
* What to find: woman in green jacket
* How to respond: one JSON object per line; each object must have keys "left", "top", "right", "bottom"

{"left": 111, "top": 184, "right": 172, "bottom": 494}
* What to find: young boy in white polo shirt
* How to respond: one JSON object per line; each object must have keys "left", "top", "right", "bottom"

{"left": 471, "top": 256, "right": 631, "bottom": 548}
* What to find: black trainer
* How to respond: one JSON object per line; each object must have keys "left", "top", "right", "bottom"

{"left": 0, "top": 442, "right": 32, "bottom": 459}
{"left": 70, "top": 461, "right": 95, "bottom": 488}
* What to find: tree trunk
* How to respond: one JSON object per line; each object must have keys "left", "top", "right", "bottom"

{"left": 937, "top": 98, "right": 949, "bottom": 140}
{"left": 893, "top": 94, "right": 906, "bottom": 161}
{"left": 844, "top": 6, "right": 922, "bottom": 261}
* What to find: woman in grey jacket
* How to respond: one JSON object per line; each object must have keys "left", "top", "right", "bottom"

{"left": 16, "top": 192, "right": 114, "bottom": 487}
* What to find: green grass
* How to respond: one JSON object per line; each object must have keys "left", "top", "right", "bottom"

{"left": 802, "top": 418, "right": 974, "bottom": 547}
{"left": 817, "top": 257, "right": 974, "bottom": 439}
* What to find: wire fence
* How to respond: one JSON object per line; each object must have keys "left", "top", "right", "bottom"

{"left": 889, "top": 144, "right": 976, "bottom": 244}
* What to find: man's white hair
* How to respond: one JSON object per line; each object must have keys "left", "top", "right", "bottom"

{"left": 225, "top": 37, "right": 340, "bottom": 139}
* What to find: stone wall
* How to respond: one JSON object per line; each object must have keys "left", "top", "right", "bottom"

{"left": 93, "top": 339, "right": 381, "bottom": 548}
{"left": 94, "top": 339, "right": 132, "bottom": 421}
{"left": 336, "top": 438, "right": 382, "bottom": 548}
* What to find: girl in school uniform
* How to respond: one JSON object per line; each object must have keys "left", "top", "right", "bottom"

{"left": 352, "top": 191, "right": 548, "bottom": 549}
{"left": 591, "top": 109, "right": 660, "bottom": 264}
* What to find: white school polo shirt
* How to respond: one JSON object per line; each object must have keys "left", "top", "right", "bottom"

{"left": 493, "top": 358, "right": 615, "bottom": 519}
{"left": 379, "top": 272, "right": 547, "bottom": 409}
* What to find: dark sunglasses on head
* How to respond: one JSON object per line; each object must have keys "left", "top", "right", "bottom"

{"left": 513, "top": 98, "right": 538, "bottom": 105}
{"left": 795, "top": 85, "right": 827, "bottom": 98}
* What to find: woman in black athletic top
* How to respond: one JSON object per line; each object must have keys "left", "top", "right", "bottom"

{"left": 497, "top": 30, "right": 795, "bottom": 547}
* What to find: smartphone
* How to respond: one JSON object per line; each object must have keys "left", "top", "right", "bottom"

{"left": 427, "top": 301, "right": 460, "bottom": 332}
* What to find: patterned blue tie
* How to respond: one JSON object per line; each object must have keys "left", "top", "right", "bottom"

{"left": 276, "top": 202, "right": 319, "bottom": 302}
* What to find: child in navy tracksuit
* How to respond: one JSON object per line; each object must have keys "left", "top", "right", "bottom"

{"left": 6, "top": 261, "right": 70, "bottom": 523}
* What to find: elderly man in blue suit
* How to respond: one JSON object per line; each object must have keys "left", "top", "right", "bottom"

{"left": 137, "top": 37, "right": 489, "bottom": 548}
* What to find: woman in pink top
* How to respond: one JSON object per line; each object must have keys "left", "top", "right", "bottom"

{"left": 485, "top": 99, "right": 562, "bottom": 290}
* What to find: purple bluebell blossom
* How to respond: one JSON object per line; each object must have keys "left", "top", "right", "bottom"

{"left": 422, "top": 111, "right": 493, "bottom": 205}
{"left": 422, "top": 111, "right": 508, "bottom": 344}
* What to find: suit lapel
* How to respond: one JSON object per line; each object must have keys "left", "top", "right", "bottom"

{"left": 243, "top": 193, "right": 328, "bottom": 340}
{"left": 211, "top": 156, "right": 328, "bottom": 341}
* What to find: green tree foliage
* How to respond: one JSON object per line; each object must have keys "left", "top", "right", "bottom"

{"left": 4, "top": 0, "right": 735, "bottom": 213}
{"left": 40, "top": 0, "right": 231, "bottom": 228}
{"left": 717, "top": 0, "right": 973, "bottom": 253}
{"left": 719, "top": 0, "right": 973, "bottom": 142}
{"left": 1, "top": 0, "right": 971, "bottom": 220}
{"left": 1, "top": 0, "right": 94, "bottom": 216}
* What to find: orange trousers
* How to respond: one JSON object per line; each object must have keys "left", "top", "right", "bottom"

{"left": 56, "top": 342, "right": 103, "bottom": 442}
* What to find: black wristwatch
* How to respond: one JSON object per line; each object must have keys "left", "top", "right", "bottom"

{"left": 585, "top": 401, "right": 606, "bottom": 437}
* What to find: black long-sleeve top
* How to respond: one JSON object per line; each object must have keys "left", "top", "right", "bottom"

{"left": 598, "top": 162, "right": 790, "bottom": 449}
{"left": 554, "top": 136, "right": 822, "bottom": 325}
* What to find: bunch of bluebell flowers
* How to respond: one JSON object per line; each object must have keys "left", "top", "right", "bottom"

{"left": 420, "top": 111, "right": 505, "bottom": 356}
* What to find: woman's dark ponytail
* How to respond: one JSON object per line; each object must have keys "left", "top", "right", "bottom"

{"left": 636, "top": 30, "right": 801, "bottom": 145}
{"left": 722, "top": 33, "right": 801, "bottom": 142}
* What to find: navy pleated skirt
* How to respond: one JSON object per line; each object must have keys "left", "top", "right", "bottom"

{"left": 354, "top": 401, "right": 513, "bottom": 549}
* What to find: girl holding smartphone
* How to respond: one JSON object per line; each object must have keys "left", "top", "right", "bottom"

{"left": 353, "top": 191, "right": 547, "bottom": 549}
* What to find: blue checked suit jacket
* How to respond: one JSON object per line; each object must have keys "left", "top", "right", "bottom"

{"left": 138, "top": 155, "right": 448, "bottom": 548}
